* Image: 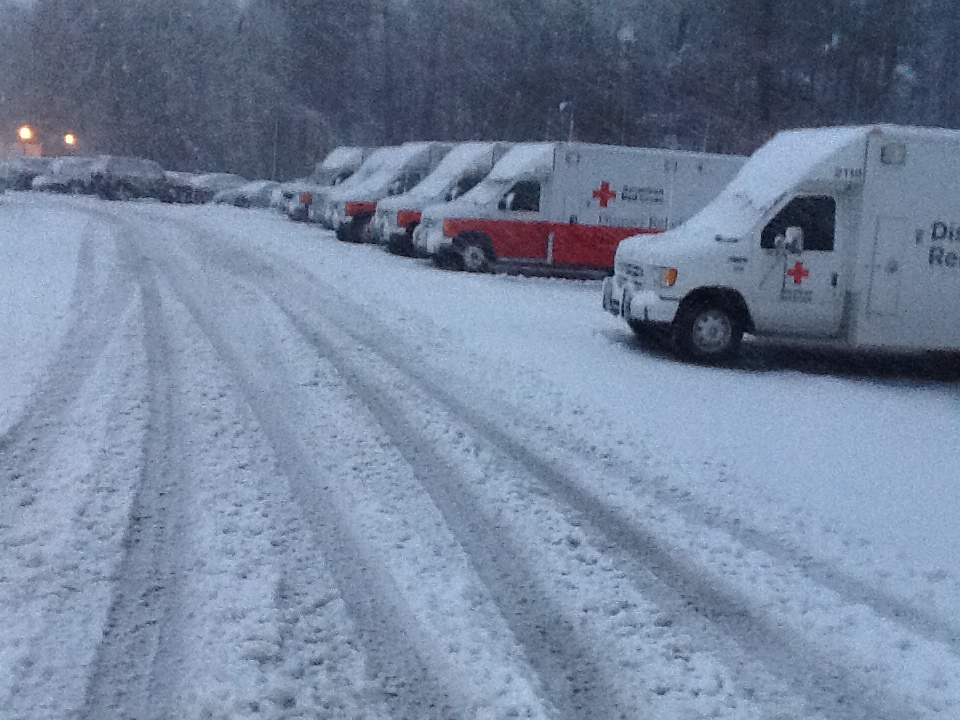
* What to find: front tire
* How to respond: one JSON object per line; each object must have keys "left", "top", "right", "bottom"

{"left": 460, "top": 239, "right": 490, "bottom": 273}
{"left": 673, "top": 302, "right": 743, "bottom": 362}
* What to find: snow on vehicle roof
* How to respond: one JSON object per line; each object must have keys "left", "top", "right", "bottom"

{"left": 724, "top": 126, "right": 867, "bottom": 209}
{"left": 334, "top": 143, "right": 440, "bottom": 200}
{"left": 670, "top": 126, "right": 869, "bottom": 238}
{"left": 92, "top": 155, "right": 165, "bottom": 180}
{"left": 189, "top": 172, "right": 246, "bottom": 190}
{"left": 487, "top": 143, "right": 555, "bottom": 181}
{"left": 381, "top": 142, "right": 498, "bottom": 204}
{"left": 319, "top": 146, "right": 366, "bottom": 170}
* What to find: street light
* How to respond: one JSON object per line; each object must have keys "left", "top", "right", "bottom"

{"left": 64, "top": 133, "right": 77, "bottom": 147}
{"left": 18, "top": 125, "right": 34, "bottom": 142}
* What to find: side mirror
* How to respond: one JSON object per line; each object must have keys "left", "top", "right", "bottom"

{"left": 784, "top": 226, "right": 804, "bottom": 254}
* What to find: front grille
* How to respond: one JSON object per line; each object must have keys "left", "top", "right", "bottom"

{"left": 620, "top": 262, "right": 644, "bottom": 283}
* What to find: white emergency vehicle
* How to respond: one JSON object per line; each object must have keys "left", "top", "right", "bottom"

{"left": 371, "top": 141, "right": 511, "bottom": 255}
{"left": 283, "top": 146, "right": 370, "bottom": 221}
{"left": 307, "top": 145, "right": 400, "bottom": 227}
{"left": 321, "top": 141, "right": 453, "bottom": 243}
{"left": 604, "top": 124, "right": 960, "bottom": 361}
{"left": 412, "top": 142, "right": 745, "bottom": 273}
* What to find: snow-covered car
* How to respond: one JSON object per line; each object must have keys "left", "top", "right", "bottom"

{"left": 88, "top": 155, "right": 167, "bottom": 201}
{"left": 31, "top": 157, "right": 98, "bottom": 194}
{"left": 212, "top": 179, "right": 281, "bottom": 208}
{"left": 161, "top": 170, "right": 199, "bottom": 203}
{"left": 187, "top": 172, "right": 247, "bottom": 204}
{"left": 0, "top": 157, "right": 52, "bottom": 191}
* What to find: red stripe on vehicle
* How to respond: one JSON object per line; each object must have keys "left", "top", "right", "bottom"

{"left": 444, "top": 218, "right": 553, "bottom": 262}
{"left": 345, "top": 200, "right": 377, "bottom": 217}
{"left": 396, "top": 210, "right": 422, "bottom": 228}
{"left": 550, "top": 225, "right": 662, "bottom": 269}
{"left": 443, "top": 217, "right": 664, "bottom": 270}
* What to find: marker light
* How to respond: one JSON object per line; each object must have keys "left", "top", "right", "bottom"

{"left": 660, "top": 267, "right": 678, "bottom": 287}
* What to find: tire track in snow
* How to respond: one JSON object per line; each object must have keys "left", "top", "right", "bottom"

{"left": 145, "top": 250, "right": 466, "bottom": 720}
{"left": 0, "top": 213, "right": 136, "bottom": 528}
{"left": 273, "top": 302, "right": 642, "bottom": 720}
{"left": 601, "top": 328, "right": 960, "bottom": 655}
{"left": 78, "top": 263, "right": 186, "bottom": 720}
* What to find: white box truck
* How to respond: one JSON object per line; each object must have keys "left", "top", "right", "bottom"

{"left": 322, "top": 141, "right": 454, "bottom": 243}
{"left": 282, "top": 146, "right": 371, "bottom": 221}
{"left": 371, "top": 141, "right": 512, "bottom": 255}
{"left": 604, "top": 124, "right": 960, "bottom": 361}
{"left": 412, "top": 142, "right": 746, "bottom": 273}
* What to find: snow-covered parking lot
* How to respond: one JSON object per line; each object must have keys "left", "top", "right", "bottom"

{"left": 1, "top": 191, "right": 958, "bottom": 719}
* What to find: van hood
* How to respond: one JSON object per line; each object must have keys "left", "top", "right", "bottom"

{"left": 376, "top": 142, "right": 499, "bottom": 211}
{"left": 318, "top": 146, "right": 366, "bottom": 171}
{"left": 331, "top": 142, "right": 446, "bottom": 202}
{"left": 419, "top": 143, "right": 555, "bottom": 222}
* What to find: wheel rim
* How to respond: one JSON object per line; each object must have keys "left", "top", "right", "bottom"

{"left": 691, "top": 309, "right": 733, "bottom": 354}
{"left": 462, "top": 244, "right": 486, "bottom": 272}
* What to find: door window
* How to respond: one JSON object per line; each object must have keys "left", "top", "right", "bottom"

{"left": 505, "top": 180, "right": 541, "bottom": 212}
{"left": 760, "top": 196, "right": 836, "bottom": 251}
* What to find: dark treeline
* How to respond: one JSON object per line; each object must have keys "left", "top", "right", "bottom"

{"left": 1, "top": 0, "right": 957, "bottom": 179}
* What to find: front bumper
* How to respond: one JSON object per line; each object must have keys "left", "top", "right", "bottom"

{"left": 602, "top": 275, "right": 679, "bottom": 324}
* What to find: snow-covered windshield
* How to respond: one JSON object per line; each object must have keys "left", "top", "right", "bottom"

{"left": 455, "top": 176, "right": 513, "bottom": 206}
{"left": 385, "top": 143, "right": 491, "bottom": 202}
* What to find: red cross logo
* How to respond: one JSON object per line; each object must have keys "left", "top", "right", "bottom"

{"left": 786, "top": 261, "right": 810, "bottom": 285}
{"left": 592, "top": 181, "right": 617, "bottom": 207}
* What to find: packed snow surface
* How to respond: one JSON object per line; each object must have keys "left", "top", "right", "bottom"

{"left": 1, "top": 192, "right": 958, "bottom": 720}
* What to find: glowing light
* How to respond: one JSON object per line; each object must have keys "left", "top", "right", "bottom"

{"left": 18, "top": 125, "right": 34, "bottom": 141}
{"left": 64, "top": 133, "right": 77, "bottom": 146}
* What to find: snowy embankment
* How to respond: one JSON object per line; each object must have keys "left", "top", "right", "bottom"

{"left": 0, "top": 192, "right": 957, "bottom": 720}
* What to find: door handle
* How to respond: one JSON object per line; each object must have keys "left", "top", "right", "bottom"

{"left": 831, "top": 272, "right": 838, "bottom": 287}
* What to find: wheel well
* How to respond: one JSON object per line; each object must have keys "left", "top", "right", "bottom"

{"left": 453, "top": 231, "right": 497, "bottom": 262}
{"left": 678, "top": 287, "right": 753, "bottom": 333}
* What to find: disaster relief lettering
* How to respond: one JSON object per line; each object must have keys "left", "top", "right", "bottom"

{"left": 928, "top": 220, "right": 960, "bottom": 270}
{"left": 621, "top": 186, "right": 665, "bottom": 204}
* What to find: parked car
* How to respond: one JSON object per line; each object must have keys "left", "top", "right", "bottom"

{"left": 31, "top": 157, "right": 98, "bottom": 194}
{"left": 0, "top": 157, "right": 52, "bottom": 191}
{"left": 212, "top": 179, "right": 280, "bottom": 208}
{"left": 188, "top": 173, "right": 247, "bottom": 203}
{"left": 161, "top": 170, "right": 199, "bottom": 203}
{"left": 88, "top": 155, "right": 167, "bottom": 200}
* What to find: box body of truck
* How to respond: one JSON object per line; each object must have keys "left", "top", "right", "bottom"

{"left": 605, "top": 124, "right": 960, "bottom": 360}
{"left": 412, "top": 142, "right": 745, "bottom": 273}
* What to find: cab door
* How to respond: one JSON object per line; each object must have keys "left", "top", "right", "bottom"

{"left": 491, "top": 179, "right": 551, "bottom": 262}
{"left": 750, "top": 194, "right": 847, "bottom": 336}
